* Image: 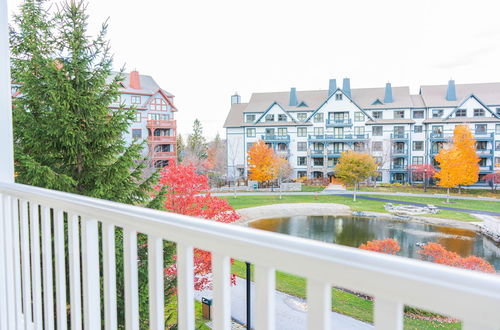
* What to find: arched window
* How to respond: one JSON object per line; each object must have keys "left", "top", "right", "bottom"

{"left": 150, "top": 98, "right": 168, "bottom": 111}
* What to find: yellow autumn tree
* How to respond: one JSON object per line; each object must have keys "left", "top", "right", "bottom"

{"left": 334, "top": 151, "right": 378, "bottom": 201}
{"left": 435, "top": 146, "right": 461, "bottom": 202}
{"left": 452, "top": 125, "right": 480, "bottom": 191}
{"left": 247, "top": 140, "right": 277, "bottom": 184}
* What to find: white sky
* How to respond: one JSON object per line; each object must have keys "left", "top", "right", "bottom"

{"left": 7, "top": 0, "right": 500, "bottom": 140}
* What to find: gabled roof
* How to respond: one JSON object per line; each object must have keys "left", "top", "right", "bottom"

{"left": 420, "top": 82, "right": 500, "bottom": 108}
{"left": 224, "top": 103, "right": 249, "bottom": 128}
{"left": 255, "top": 102, "right": 296, "bottom": 124}
{"left": 107, "top": 72, "right": 175, "bottom": 98}
{"left": 306, "top": 88, "right": 374, "bottom": 121}
{"left": 445, "top": 94, "right": 496, "bottom": 119}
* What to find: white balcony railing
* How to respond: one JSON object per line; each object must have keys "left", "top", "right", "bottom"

{"left": 1, "top": 181, "right": 500, "bottom": 330}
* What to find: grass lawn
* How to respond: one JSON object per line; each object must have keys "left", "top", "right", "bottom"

{"left": 358, "top": 185, "right": 499, "bottom": 199}
{"left": 224, "top": 194, "right": 497, "bottom": 222}
{"left": 231, "top": 260, "right": 460, "bottom": 329}
{"left": 301, "top": 185, "right": 326, "bottom": 192}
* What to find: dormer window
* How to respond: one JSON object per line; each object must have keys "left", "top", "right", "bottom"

{"left": 456, "top": 109, "right": 466, "bottom": 117}
{"left": 245, "top": 114, "right": 256, "bottom": 122}
{"left": 297, "top": 113, "right": 307, "bottom": 121}
{"left": 131, "top": 96, "right": 141, "bottom": 104}
{"left": 335, "top": 94, "right": 343, "bottom": 101}
{"left": 278, "top": 114, "right": 287, "bottom": 122}
{"left": 150, "top": 98, "right": 168, "bottom": 111}
{"left": 474, "top": 108, "right": 485, "bottom": 117}
{"left": 432, "top": 109, "right": 443, "bottom": 118}
{"left": 265, "top": 114, "right": 274, "bottom": 122}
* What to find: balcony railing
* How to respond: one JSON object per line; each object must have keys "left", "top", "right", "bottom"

{"left": 477, "top": 149, "right": 494, "bottom": 156}
{"left": 146, "top": 120, "right": 176, "bottom": 128}
{"left": 325, "top": 118, "right": 352, "bottom": 127}
{"left": 390, "top": 165, "right": 408, "bottom": 171}
{"left": 327, "top": 150, "right": 343, "bottom": 157}
{"left": 261, "top": 134, "right": 291, "bottom": 142}
{"left": 153, "top": 151, "right": 176, "bottom": 158}
{"left": 479, "top": 165, "right": 494, "bottom": 172}
{"left": 308, "top": 134, "right": 369, "bottom": 141}
{"left": 475, "top": 132, "right": 494, "bottom": 141}
{"left": 148, "top": 135, "right": 176, "bottom": 143}
{"left": 430, "top": 132, "right": 446, "bottom": 140}
{"left": 390, "top": 133, "right": 409, "bottom": 140}
{"left": 309, "top": 149, "right": 325, "bottom": 157}
{"left": 1, "top": 182, "right": 500, "bottom": 329}
{"left": 391, "top": 149, "right": 408, "bottom": 156}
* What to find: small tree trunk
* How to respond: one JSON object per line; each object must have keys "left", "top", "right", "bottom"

{"left": 353, "top": 183, "right": 357, "bottom": 202}
{"left": 423, "top": 172, "right": 427, "bottom": 192}
{"left": 446, "top": 188, "right": 450, "bottom": 203}
{"left": 458, "top": 185, "right": 461, "bottom": 194}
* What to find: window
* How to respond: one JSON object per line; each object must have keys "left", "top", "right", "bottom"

{"left": 314, "top": 113, "right": 324, "bottom": 122}
{"left": 413, "top": 141, "right": 424, "bottom": 151}
{"left": 335, "top": 93, "right": 343, "bottom": 100}
{"left": 456, "top": 109, "right": 466, "bottom": 117}
{"left": 297, "top": 127, "right": 307, "bottom": 137}
{"left": 297, "top": 113, "right": 307, "bottom": 121}
{"left": 265, "top": 114, "right": 274, "bottom": 122}
{"left": 479, "top": 158, "right": 487, "bottom": 166}
{"left": 413, "top": 110, "right": 424, "bottom": 119}
{"left": 496, "top": 124, "right": 500, "bottom": 134}
{"left": 131, "top": 96, "right": 141, "bottom": 104}
{"left": 297, "top": 171, "right": 307, "bottom": 178}
{"left": 372, "top": 111, "right": 383, "bottom": 119}
{"left": 354, "top": 127, "right": 365, "bottom": 135}
{"left": 432, "top": 126, "right": 443, "bottom": 134}
{"left": 496, "top": 141, "right": 500, "bottom": 151}
{"left": 245, "top": 114, "right": 256, "bottom": 122}
{"left": 277, "top": 128, "right": 287, "bottom": 136}
{"left": 278, "top": 114, "right": 287, "bottom": 122}
{"left": 414, "top": 125, "right": 423, "bottom": 133}
{"left": 354, "top": 112, "right": 365, "bottom": 122}
{"left": 496, "top": 157, "right": 500, "bottom": 165}
{"left": 372, "top": 141, "right": 383, "bottom": 151}
{"left": 297, "top": 157, "right": 307, "bottom": 166}
{"left": 313, "top": 158, "right": 324, "bottom": 166}
{"left": 474, "top": 108, "right": 485, "bottom": 117}
{"left": 394, "top": 110, "right": 405, "bottom": 119}
{"left": 265, "top": 128, "right": 275, "bottom": 136}
{"left": 246, "top": 128, "right": 256, "bottom": 137}
{"left": 134, "top": 112, "right": 141, "bottom": 122}
{"left": 148, "top": 113, "right": 170, "bottom": 121}
{"left": 497, "top": 108, "right": 500, "bottom": 116}
{"left": 132, "top": 129, "right": 142, "bottom": 139}
{"left": 476, "top": 141, "right": 487, "bottom": 150}
{"left": 475, "top": 124, "right": 487, "bottom": 134}
{"left": 372, "top": 126, "right": 383, "bottom": 136}
{"left": 354, "top": 142, "right": 365, "bottom": 152}
{"left": 393, "top": 126, "right": 405, "bottom": 135}
{"left": 314, "top": 127, "right": 324, "bottom": 136}
{"left": 432, "top": 109, "right": 443, "bottom": 118}
{"left": 297, "top": 142, "right": 307, "bottom": 151}
{"left": 150, "top": 98, "right": 168, "bottom": 111}
{"left": 247, "top": 143, "right": 254, "bottom": 150}
{"left": 412, "top": 156, "right": 424, "bottom": 165}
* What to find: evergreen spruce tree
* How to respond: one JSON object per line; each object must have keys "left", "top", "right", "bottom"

{"left": 10, "top": 0, "right": 162, "bottom": 206}
{"left": 187, "top": 118, "right": 207, "bottom": 159}
{"left": 176, "top": 133, "right": 185, "bottom": 162}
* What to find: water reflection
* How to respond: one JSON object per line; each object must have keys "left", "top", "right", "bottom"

{"left": 249, "top": 216, "right": 500, "bottom": 271}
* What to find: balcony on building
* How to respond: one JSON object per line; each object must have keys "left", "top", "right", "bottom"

{"left": 308, "top": 133, "right": 369, "bottom": 142}
{"left": 325, "top": 118, "right": 352, "bottom": 127}
{"left": 390, "top": 133, "right": 409, "bottom": 141}
{"left": 327, "top": 150, "right": 342, "bottom": 157}
{"left": 309, "top": 149, "right": 325, "bottom": 157}
{"left": 474, "top": 132, "right": 494, "bottom": 141}
{"left": 146, "top": 119, "right": 176, "bottom": 129}
{"left": 430, "top": 132, "right": 446, "bottom": 141}
{"left": 261, "top": 134, "right": 290, "bottom": 143}
{"left": 390, "top": 164, "right": 408, "bottom": 172}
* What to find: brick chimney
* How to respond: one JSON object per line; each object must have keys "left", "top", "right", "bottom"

{"left": 129, "top": 70, "right": 141, "bottom": 89}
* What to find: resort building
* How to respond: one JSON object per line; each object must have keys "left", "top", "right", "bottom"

{"left": 109, "top": 70, "right": 178, "bottom": 168}
{"left": 224, "top": 79, "right": 500, "bottom": 184}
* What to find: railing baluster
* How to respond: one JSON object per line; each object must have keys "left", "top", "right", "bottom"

{"left": 212, "top": 253, "right": 231, "bottom": 330}
{"left": 306, "top": 279, "right": 331, "bottom": 330}
{"left": 374, "top": 297, "right": 403, "bottom": 330}
{"left": 68, "top": 214, "right": 82, "bottom": 330}
{"left": 54, "top": 210, "right": 67, "bottom": 330}
{"left": 255, "top": 265, "right": 275, "bottom": 330}
{"left": 0, "top": 194, "right": 9, "bottom": 330}
{"left": 124, "top": 228, "right": 139, "bottom": 330}
{"left": 81, "top": 218, "right": 101, "bottom": 330}
{"left": 20, "top": 199, "right": 33, "bottom": 329}
{"left": 103, "top": 223, "right": 117, "bottom": 330}
{"left": 3, "top": 195, "right": 17, "bottom": 329}
{"left": 29, "top": 204, "right": 43, "bottom": 329}
{"left": 176, "top": 243, "right": 194, "bottom": 330}
{"left": 148, "top": 235, "right": 165, "bottom": 330}
{"left": 12, "top": 198, "right": 23, "bottom": 329}
{"left": 41, "top": 206, "right": 54, "bottom": 330}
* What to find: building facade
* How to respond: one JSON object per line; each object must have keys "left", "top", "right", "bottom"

{"left": 109, "top": 70, "right": 178, "bottom": 168}
{"left": 224, "top": 79, "right": 500, "bottom": 184}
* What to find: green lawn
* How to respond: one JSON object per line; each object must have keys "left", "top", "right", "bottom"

{"left": 301, "top": 185, "right": 326, "bottom": 192}
{"left": 232, "top": 260, "right": 460, "bottom": 329}
{"left": 224, "top": 194, "right": 494, "bottom": 222}
{"left": 358, "top": 185, "right": 499, "bottom": 199}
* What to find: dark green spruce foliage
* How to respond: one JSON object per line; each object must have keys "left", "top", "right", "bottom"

{"left": 10, "top": 0, "right": 162, "bottom": 206}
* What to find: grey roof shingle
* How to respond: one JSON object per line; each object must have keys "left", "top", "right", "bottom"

{"left": 108, "top": 71, "right": 173, "bottom": 96}
{"left": 420, "top": 82, "right": 500, "bottom": 107}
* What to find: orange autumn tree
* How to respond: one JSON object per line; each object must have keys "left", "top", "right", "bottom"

{"left": 334, "top": 151, "right": 378, "bottom": 201}
{"left": 359, "top": 239, "right": 400, "bottom": 255}
{"left": 434, "top": 146, "right": 461, "bottom": 202}
{"left": 247, "top": 140, "right": 278, "bottom": 184}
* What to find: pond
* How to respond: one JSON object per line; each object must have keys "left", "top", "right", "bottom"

{"left": 249, "top": 215, "right": 500, "bottom": 271}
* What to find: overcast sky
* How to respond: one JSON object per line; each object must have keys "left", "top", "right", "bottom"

{"left": 7, "top": 0, "right": 500, "bottom": 140}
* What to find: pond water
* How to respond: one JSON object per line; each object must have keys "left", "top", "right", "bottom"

{"left": 249, "top": 215, "right": 500, "bottom": 271}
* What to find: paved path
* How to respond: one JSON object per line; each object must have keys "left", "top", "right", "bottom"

{"left": 195, "top": 277, "right": 373, "bottom": 330}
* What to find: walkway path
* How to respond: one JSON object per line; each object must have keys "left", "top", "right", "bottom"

{"left": 195, "top": 277, "right": 373, "bottom": 330}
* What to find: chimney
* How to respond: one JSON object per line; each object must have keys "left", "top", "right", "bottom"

{"left": 231, "top": 92, "right": 241, "bottom": 105}
{"left": 446, "top": 79, "right": 457, "bottom": 101}
{"left": 384, "top": 82, "right": 393, "bottom": 103}
{"left": 129, "top": 70, "right": 141, "bottom": 89}
{"left": 342, "top": 78, "right": 351, "bottom": 98}
{"left": 328, "top": 79, "right": 337, "bottom": 96}
{"left": 289, "top": 87, "right": 298, "bottom": 106}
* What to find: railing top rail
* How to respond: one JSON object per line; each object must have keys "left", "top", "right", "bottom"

{"left": 2, "top": 181, "right": 500, "bottom": 325}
